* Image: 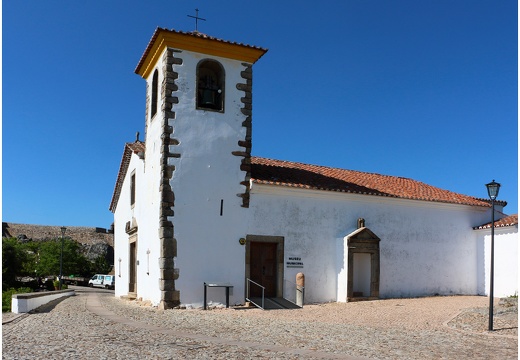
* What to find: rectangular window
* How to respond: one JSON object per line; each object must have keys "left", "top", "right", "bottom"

{"left": 151, "top": 70, "right": 158, "bottom": 119}
{"left": 130, "top": 172, "right": 136, "bottom": 207}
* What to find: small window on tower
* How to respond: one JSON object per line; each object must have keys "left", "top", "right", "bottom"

{"left": 151, "top": 70, "right": 159, "bottom": 119}
{"left": 196, "top": 60, "right": 224, "bottom": 111}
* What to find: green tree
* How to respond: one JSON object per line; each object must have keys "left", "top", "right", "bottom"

{"left": 2, "top": 238, "right": 26, "bottom": 288}
{"left": 20, "top": 241, "right": 39, "bottom": 277}
{"left": 34, "top": 240, "right": 60, "bottom": 276}
{"left": 90, "top": 254, "right": 112, "bottom": 275}
{"left": 35, "top": 238, "right": 91, "bottom": 277}
{"left": 2, "top": 237, "right": 101, "bottom": 287}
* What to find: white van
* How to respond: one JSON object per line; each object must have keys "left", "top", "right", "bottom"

{"left": 88, "top": 274, "right": 115, "bottom": 289}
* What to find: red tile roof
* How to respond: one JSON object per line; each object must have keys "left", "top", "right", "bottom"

{"left": 109, "top": 141, "right": 145, "bottom": 213}
{"left": 250, "top": 157, "right": 494, "bottom": 208}
{"left": 474, "top": 214, "right": 518, "bottom": 229}
{"left": 109, "top": 151, "right": 503, "bottom": 213}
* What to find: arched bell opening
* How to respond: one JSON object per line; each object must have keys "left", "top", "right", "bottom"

{"left": 196, "top": 59, "right": 225, "bottom": 111}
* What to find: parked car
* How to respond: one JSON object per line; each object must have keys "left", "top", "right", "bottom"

{"left": 88, "top": 274, "right": 115, "bottom": 289}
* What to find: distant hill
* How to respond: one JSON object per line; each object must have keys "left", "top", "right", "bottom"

{"left": 2, "top": 223, "right": 115, "bottom": 270}
{"left": 2, "top": 223, "right": 113, "bottom": 247}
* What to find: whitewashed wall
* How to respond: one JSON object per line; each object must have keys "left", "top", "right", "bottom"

{"left": 166, "top": 51, "right": 250, "bottom": 306}
{"left": 247, "top": 184, "right": 490, "bottom": 303}
{"left": 115, "top": 47, "right": 256, "bottom": 306}
{"left": 113, "top": 151, "right": 146, "bottom": 299}
{"left": 476, "top": 225, "right": 518, "bottom": 297}
{"left": 113, "top": 56, "right": 164, "bottom": 305}
{"left": 138, "top": 58, "right": 166, "bottom": 305}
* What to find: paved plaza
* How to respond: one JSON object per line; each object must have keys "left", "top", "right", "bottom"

{"left": 2, "top": 287, "right": 517, "bottom": 359}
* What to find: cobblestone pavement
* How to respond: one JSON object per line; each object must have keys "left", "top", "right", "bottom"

{"left": 2, "top": 290, "right": 517, "bottom": 359}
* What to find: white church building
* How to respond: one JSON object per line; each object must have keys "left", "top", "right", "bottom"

{"left": 109, "top": 28, "right": 517, "bottom": 309}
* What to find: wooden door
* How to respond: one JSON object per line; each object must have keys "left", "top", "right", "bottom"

{"left": 129, "top": 242, "right": 137, "bottom": 293}
{"left": 250, "top": 242, "right": 277, "bottom": 297}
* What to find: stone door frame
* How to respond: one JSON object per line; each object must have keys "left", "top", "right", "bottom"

{"left": 245, "top": 235, "right": 284, "bottom": 298}
{"left": 346, "top": 227, "right": 380, "bottom": 301}
{"left": 126, "top": 219, "right": 138, "bottom": 297}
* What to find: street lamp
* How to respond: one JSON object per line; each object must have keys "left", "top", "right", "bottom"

{"left": 59, "top": 226, "right": 67, "bottom": 290}
{"left": 485, "top": 180, "right": 500, "bottom": 331}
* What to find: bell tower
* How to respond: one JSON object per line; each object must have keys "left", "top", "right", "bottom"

{"left": 135, "top": 28, "right": 267, "bottom": 308}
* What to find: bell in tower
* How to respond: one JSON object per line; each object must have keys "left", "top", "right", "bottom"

{"left": 197, "top": 60, "right": 224, "bottom": 111}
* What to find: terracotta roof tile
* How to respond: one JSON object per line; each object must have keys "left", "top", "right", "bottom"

{"left": 109, "top": 151, "right": 504, "bottom": 213}
{"left": 250, "top": 157, "right": 492, "bottom": 208}
{"left": 474, "top": 214, "right": 518, "bottom": 229}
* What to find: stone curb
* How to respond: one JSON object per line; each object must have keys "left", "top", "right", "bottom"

{"left": 2, "top": 312, "right": 28, "bottom": 325}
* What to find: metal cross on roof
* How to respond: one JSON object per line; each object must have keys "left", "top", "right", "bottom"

{"left": 187, "top": 8, "right": 206, "bottom": 32}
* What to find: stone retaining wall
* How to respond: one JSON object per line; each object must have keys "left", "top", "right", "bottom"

{"left": 3, "top": 223, "right": 114, "bottom": 247}
{"left": 11, "top": 290, "right": 75, "bottom": 314}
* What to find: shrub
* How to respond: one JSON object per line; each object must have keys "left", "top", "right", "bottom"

{"left": 2, "top": 287, "right": 32, "bottom": 312}
{"left": 44, "top": 279, "right": 54, "bottom": 291}
{"left": 21, "top": 279, "right": 39, "bottom": 291}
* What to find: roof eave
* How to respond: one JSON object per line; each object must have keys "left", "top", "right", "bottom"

{"left": 135, "top": 27, "right": 268, "bottom": 79}
{"left": 251, "top": 179, "right": 491, "bottom": 208}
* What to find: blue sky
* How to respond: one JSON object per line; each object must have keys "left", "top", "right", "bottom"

{"left": 3, "top": 0, "right": 517, "bottom": 227}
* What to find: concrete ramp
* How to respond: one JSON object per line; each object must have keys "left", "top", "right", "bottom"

{"left": 248, "top": 297, "right": 302, "bottom": 310}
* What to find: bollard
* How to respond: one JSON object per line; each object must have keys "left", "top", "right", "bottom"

{"left": 296, "top": 272, "right": 305, "bottom": 307}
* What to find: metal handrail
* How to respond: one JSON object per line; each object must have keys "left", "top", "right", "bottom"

{"left": 246, "top": 278, "right": 265, "bottom": 310}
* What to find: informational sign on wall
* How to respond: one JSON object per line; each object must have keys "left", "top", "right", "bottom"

{"left": 286, "top": 256, "right": 304, "bottom": 268}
